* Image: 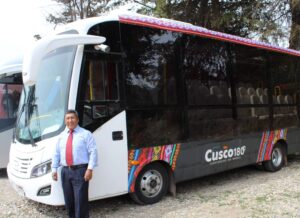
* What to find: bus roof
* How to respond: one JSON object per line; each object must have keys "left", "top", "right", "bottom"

{"left": 56, "top": 12, "right": 120, "bottom": 35}
{"left": 0, "top": 64, "right": 22, "bottom": 77}
{"left": 0, "top": 53, "right": 23, "bottom": 77}
{"left": 118, "top": 13, "right": 300, "bottom": 57}
{"left": 59, "top": 12, "right": 300, "bottom": 57}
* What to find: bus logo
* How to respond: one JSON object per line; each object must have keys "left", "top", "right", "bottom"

{"left": 205, "top": 145, "right": 246, "bottom": 164}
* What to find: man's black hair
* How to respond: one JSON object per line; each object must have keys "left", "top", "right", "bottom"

{"left": 65, "top": 109, "right": 78, "bottom": 117}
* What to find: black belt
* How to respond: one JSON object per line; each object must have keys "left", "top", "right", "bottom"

{"left": 64, "top": 164, "right": 88, "bottom": 170}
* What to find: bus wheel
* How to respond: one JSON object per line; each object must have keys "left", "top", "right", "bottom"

{"left": 263, "top": 144, "right": 286, "bottom": 172}
{"left": 130, "top": 163, "right": 169, "bottom": 204}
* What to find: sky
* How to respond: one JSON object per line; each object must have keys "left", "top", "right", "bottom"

{"left": 0, "top": 0, "right": 58, "bottom": 65}
{"left": 0, "top": 0, "right": 146, "bottom": 67}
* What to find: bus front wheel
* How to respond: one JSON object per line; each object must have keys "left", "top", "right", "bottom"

{"left": 130, "top": 162, "right": 169, "bottom": 204}
{"left": 263, "top": 144, "right": 286, "bottom": 172}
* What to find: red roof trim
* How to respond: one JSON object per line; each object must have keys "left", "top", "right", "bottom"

{"left": 119, "top": 15, "right": 300, "bottom": 58}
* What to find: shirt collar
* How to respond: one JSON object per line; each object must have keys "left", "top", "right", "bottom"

{"left": 67, "top": 125, "right": 79, "bottom": 133}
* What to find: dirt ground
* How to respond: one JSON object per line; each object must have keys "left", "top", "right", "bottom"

{"left": 1, "top": 155, "right": 300, "bottom": 218}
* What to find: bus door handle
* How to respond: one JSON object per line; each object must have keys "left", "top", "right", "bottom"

{"left": 112, "top": 131, "right": 123, "bottom": 141}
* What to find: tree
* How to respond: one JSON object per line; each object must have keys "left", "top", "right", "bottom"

{"left": 150, "top": 0, "right": 291, "bottom": 45}
{"left": 46, "top": 0, "right": 127, "bottom": 25}
{"left": 290, "top": 0, "right": 300, "bottom": 49}
{"left": 33, "top": 34, "right": 42, "bottom": 40}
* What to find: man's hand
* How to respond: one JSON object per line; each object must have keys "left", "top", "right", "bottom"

{"left": 84, "top": 169, "right": 93, "bottom": 181}
{"left": 52, "top": 172, "right": 58, "bottom": 181}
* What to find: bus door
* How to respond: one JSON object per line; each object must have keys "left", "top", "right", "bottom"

{"left": 0, "top": 73, "right": 22, "bottom": 168}
{"left": 77, "top": 52, "right": 128, "bottom": 198}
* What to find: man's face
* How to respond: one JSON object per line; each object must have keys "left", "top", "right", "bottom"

{"left": 65, "top": 113, "right": 79, "bottom": 130}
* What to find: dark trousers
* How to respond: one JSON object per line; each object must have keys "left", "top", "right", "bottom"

{"left": 61, "top": 166, "right": 89, "bottom": 218}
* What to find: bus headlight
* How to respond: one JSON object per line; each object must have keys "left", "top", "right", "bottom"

{"left": 31, "top": 160, "right": 52, "bottom": 178}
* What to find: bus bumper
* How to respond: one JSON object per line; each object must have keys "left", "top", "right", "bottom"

{"left": 7, "top": 163, "right": 65, "bottom": 206}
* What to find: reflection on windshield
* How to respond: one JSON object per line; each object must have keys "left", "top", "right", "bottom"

{"left": 16, "top": 46, "right": 76, "bottom": 144}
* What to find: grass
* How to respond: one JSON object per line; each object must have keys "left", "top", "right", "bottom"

{"left": 255, "top": 195, "right": 268, "bottom": 203}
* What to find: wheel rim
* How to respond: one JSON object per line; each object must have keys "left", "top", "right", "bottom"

{"left": 140, "top": 169, "right": 163, "bottom": 198}
{"left": 272, "top": 147, "right": 282, "bottom": 167}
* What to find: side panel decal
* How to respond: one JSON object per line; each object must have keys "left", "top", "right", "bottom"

{"left": 128, "top": 144, "right": 180, "bottom": 192}
{"left": 257, "top": 129, "right": 287, "bottom": 162}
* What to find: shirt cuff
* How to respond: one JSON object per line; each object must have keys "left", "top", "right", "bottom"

{"left": 87, "top": 164, "right": 94, "bottom": 170}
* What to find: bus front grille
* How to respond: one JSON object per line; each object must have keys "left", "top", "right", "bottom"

{"left": 11, "top": 156, "right": 33, "bottom": 177}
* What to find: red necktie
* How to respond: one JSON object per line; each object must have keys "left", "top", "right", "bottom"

{"left": 66, "top": 129, "right": 73, "bottom": 166}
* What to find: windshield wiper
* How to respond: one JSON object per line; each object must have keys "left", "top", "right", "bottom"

{"left": 25, "top": 87, "right": 38, "bottom": 147}
{"left": 14, "top": 86, "right": 38, "bottom": 146}
{"left": 25, "top": 112, "right": 37, "bottom": 147}
{"left": 13, "top": 103, "right": 25, "bottom": 143}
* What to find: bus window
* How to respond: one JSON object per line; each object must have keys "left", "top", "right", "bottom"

{"left": 231, "top": 44, "right": 269, "bottom": 134}
{"left": 0, "top": 83, "right": 22, "bottom": 131}
{"left": 77, "top": 21, "right": 123, "bottom": 130}
{"left": 88, "top": 21, "right": 121, "bottom": 53}
{"left": 78, "top": 53, "right": 121, "bottom": 130}
{"left": 184, "top": 35, "right": 231, "bottom": 106}
{"left": 121, "top": 24, "right": 180, "bottom": 106}
{"left": 183, "top": 35, "right": 234, "bottom": 141}
{"left": 127, "top": 110, "right": 182, "bottom": 147}
{"left": 0, "top": 84, "right": 21, "bottom": 117}
{"left": 85, "top": 60, "right": 119, "bottom": 101}
{"left": 120, "top": 24, "right": 183, "bottom": 147}
{"left": 269, "top": 54, "right": 299, "bottom": 129}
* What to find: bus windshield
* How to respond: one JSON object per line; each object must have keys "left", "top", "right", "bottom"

{"left": 15, "top": 46, "right": 76, "bottom": 144}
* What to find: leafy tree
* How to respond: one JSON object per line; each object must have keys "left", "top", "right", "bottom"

{"left": 46, "top": 0, "right": 127, "bottom": 25}
{"left": 33, "top": 34, "right": 42, "bottom": 40}
{"left": 149, "top": 0, "right": 291, "bottom": 45}
{"left": 290, "top": 0, "right": 300, "bottom": 49}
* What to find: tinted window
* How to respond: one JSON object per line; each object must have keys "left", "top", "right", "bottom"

{"left": 231, "top": 45, "right": 269, "bottom": 133}
{"left": 78, "top": 21, "right": 123, "bottom": 130}
{"left": 184, "top": 35, "right": 231, "bottom": 106}
{"left": 120, "top": 24, "right": 183, "bottom": 147}
{"left": 77, "top": 52, "right": 122, "bottom": 130}
{"left": 88, "top": 21, "right": 121, "bottom": 53}
{"left": 84, "top": 58, "right": 119, "bottom": 101}
{"left": 269, "top": 53, "right": 299, "bottom": 128}
{"left": 121, "top": 24, "right": 180, "bottom": 106}
{"left": 182, "top": 35, "right": 234, "bottom": 141}
{"left": 0, "top": 83, "right": 22, "bottom": 131}
{"left": 127, "top": 110, "right": 182, "bottom": 147}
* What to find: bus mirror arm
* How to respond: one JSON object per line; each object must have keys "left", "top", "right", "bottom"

{"left": 94, "top": 44, "right": 110, "bottom": 53}
{"left": 22, "top": 34, "right": 106, "bottom": 86}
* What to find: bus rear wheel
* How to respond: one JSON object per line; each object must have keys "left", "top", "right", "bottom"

{"left": 130, "top": 162, "right": 169, "bottom": 205}
{"left": 263, "top": 144, "right": 286, "bottom": 172}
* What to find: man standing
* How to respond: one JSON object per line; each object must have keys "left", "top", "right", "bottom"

{"left": 52, "top": 109, "right": 98, "bottom": 218}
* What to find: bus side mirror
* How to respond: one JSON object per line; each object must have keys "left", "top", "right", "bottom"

{"left": 92, "top": 105, "right": 108, "bottom": 119}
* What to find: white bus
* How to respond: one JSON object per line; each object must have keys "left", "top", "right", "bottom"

{"left": 0, "top": 61, "right": 22, "bottom": 168}
{"left": 8, "top": 12, "right": 300, "bottom": 205}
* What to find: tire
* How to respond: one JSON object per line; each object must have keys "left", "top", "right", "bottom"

{"left": 130, "top": 162, "right": 169, "bottom": 205}
{"left": 263, "top": 144, "right": 286, "bottom": 172}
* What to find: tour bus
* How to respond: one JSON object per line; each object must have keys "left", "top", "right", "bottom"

{"left": 0, "top": 61, "right": 22, "bottom": 168}
{"left": 7, "top": 12, "right": 300, "bottom": 205}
